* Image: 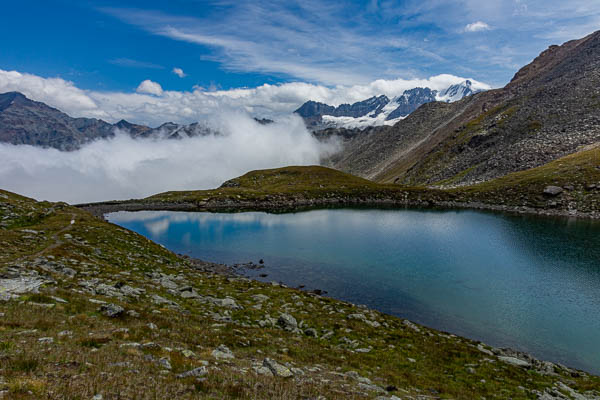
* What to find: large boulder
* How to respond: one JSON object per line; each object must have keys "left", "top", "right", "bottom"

{"left": 543, "top": 186, "right": 563, "bottom": 196}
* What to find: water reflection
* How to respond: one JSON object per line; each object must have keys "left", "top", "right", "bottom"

{"left": 108, "top": 209, "right": 600, "bottom": 373}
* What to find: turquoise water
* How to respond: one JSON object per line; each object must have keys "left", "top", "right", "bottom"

{"left": 107, "top": 208, "right": 600, "bottom": 373}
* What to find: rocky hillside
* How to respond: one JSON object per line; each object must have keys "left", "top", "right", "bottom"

{"left": 2, "top": 188, "right": 600, "bottom": 399}
{"left": 0, "top": 92, "right": 119, "bottom": 151}
{"left": 329, "top": 30, "right": 600, "bottom": 186}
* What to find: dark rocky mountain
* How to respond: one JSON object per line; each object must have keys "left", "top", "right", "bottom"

{"left": 114, "top": 119, "right": 152, "bottom": 137}
{"left": 0, "top": 91, "right": 280, "bottom": 150}
{"left": 0, "top": 92, "right": 116, "bottom": 151}
{"left": 327, "top": 30, "right": 600, "bottom": 187}
{"left": 0, "top": 92, "right": 239, "bottom": 150}
{"left": 386, "top": 88, "right": 437, "bottom": 120}
{"left": 295, "top": 95, "right": 390, "bottom": 129}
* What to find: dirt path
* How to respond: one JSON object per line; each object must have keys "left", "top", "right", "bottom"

{"left": 32, "top": 213, "right": 77, "bottom": 258}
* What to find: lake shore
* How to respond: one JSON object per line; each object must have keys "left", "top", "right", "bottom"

{"left": 78, "top": 196, "right": 600, "bottom": 221}
{"left": 3, "top": 187, "right": 600, "bottom": 398}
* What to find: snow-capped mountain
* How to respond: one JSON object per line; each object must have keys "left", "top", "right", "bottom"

{"left": 295, "top": 80, "right": 486, "bottom": 130}
{"left": 436, "top": 80, "right": 479, "bottom": 102}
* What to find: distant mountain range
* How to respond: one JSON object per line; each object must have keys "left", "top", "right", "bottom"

{"left": 0, "top": 92, "right": 281, "bottom": 151}
{"left": 294, "top": 80, "right": 484, "bottom": 130}
{"left": 0, "top": 91, "right": 226, "bottom": 150}
{"left": 0, "top": 79, "right": 482, "bottom": 150}
{"left": 327, "top": 30, "right": 600, "bottom": 187}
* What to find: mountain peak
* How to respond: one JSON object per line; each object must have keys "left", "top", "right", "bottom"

{"left": 0, "top": 91, "right": 28, "bottom": 111}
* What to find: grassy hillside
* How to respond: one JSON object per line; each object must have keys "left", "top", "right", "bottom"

{"left": 140, "top": 165, "right": 449, "bottom": 213}
{"left": 137, "top": 156, "right": 600, "bottom": 219}
{"left": 3, "top": 190, "right": 600, "bottom": 399}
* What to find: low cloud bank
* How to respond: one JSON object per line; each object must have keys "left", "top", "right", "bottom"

{"left": 0, "top": 69, "right": 491, "bottom": 126}
{"left": 0, "top": 113, "right": 338, "bottom": 204}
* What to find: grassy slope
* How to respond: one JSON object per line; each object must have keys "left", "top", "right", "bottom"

{"left": 146, "top": 165, "right": 437, "bottom": 204}
{"left": 143, "top": 152, "right": 600, "bottom": 217}
{"left": 2, "top": 191, "right": 600, "bottom": 399}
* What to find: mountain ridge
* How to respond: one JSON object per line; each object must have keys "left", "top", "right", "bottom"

{"left": 328, "top": 30, "right": 600, "bottom": 187}
{"left": 295, "top": 80, "right": 484, "bottom": 130}
{"left": 0, "top": 92, "right": 273, "bottom": 150}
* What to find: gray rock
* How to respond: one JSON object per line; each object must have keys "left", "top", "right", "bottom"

{"left": 477, "top": 344, "right": 494, "bottom": 356}
{"left": 348, "top": 313, "right": 367, "bottom": 321}
{"left": 158, "top": 357, "right": 172, "bottom": 370}
{"left": 119, "top": 285, "right": 145, "bottom": 297}
{"left": 402, "top": 320, "right": 421, "bottom": 333}
{"left": 180, "top": 289, "right": 200, "bottom": 299}
{"left": 176, "top": 366, "right": 208, "bottom": 378}
{"left": 160, "top": 278, "right": 179, "bottom": 290}
{"left": 498, "top": 356, "right": 530, "bottom": 368}
{"left": 100, "top": 303, "right": 124, "bottom": 318}
{"left": 50, "top": 296, "right": 68, "bottom": 303}
{"left": 304, "top": 328, "right": 318, "bottom": 337}
{"left": 358, "top": 382, "right": 386, "bottom": 393}
{"left": 212, "top": 344, "right": 234, "bottom": 360}
{"left": 0, "top": 276, "right": 47, "bottom": 300}
{"left": 151, "top": 294, "right": 179, "bottom": 308}
{"left": 212, "top": 297, "right": 240, "bottom": 309}
{"left": 277, "top": 313, "right": 298, "bottom": 331}
{"left": 251, "top": 294, "right": 270, "bottom": 302}
{"left": 253, "top": 366, "right": 273, "bottom": 376}
{"left": 543, "top": 186, "right": 564, "bottom": 196}
{"left": 263, "top": 358, "right": 293, "bottom": 378}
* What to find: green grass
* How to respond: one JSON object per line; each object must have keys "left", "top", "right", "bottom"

{"left": 2, "top": 154, "right": 600, "bottom": 398}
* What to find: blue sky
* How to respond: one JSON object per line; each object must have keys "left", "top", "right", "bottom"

{"left": 3, "top": 0, "right": 599, "bottom": 90}
{"left": 0, "top": 0, "right": 598, "bottom": 125}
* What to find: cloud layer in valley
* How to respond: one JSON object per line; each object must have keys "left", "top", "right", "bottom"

{"left": 0, "top": 113, "right": 338, "bottom": 204}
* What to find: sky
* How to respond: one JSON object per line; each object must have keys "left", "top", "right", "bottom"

{"left": 0, "top": 0, "right": 598, "bottom": 125}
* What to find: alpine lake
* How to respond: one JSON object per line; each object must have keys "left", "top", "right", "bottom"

{"left": 107, "top": 208, "right": 600, "bottom": 374}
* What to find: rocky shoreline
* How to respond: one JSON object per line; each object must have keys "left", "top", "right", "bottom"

{"left": 184, "top": 254, "right": 596, "bottom": 386}
{"left": 77, "top": 196, "right": 600, "bottom": 221}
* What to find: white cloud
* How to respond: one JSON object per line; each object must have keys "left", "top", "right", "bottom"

{"left": 136, "top": 79, "right": 163, "bottom": 96}
{"left": 172, "top": 67, "right": 186, "bottom": 78}
{"left": 0, "top": 69, "right": 105, "bottom": 118}
{"left": 100, "top": 5, "right": 463, "bottom": 86}
{"left": 0, "top": 113, "right": 339, "bottom": 203}
{"left": 0, "top": 69, "right": 491, "bottom": 127}
{"left": 464, "top": 21, "right": 491, "bottom": 32}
